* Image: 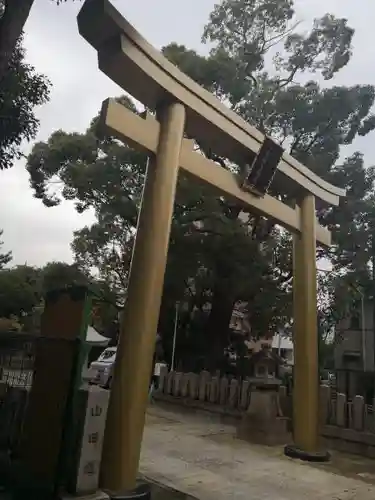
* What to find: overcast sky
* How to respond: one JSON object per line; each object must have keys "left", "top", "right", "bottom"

{"left": 1, "top": 0, "right": 375, "bottom": 267}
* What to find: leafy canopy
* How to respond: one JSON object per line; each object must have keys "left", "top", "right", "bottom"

{"left": 25, "top": 0, "right": 375, "bottom": 368}
{"left": 0, "top": 229, "right": 11, "bottom": 269}
{"left": 0, "top": 37, "right": 50, "bottom": 169}
{"left": 0, "top": 0, "right": 91, "bottom": 169}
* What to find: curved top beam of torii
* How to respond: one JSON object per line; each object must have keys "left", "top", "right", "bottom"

{"left": 77, "top": 0, "right": 345, "bottom": 246}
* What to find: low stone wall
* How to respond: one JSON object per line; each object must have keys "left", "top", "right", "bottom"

{"left": 154, "top": 392, "right": 243, "bottom": 423}
{"left": 319, "top": 388, "right": 375, "bottom": 457}
{"left": 157, "top": 369, "right": 259, "bottom": 412}
{"left": 321, "top": 425, "right": 375, "bottom": 458}
{"left": 157, "top": 369, "right": 375, "bottom": 458}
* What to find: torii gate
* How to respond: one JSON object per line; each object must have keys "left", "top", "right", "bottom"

{"left": 77, "top": 0, "right": 345, "bottom": 494}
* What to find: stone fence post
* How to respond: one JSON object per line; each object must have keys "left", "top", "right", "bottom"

{"left": 336, "top": 393, "right": 347, "bottom": 427}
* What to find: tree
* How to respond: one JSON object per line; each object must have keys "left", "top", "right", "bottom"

{"left": 0, "top": 0, "right": 34, "bottom": 80}
{"left": 26, "top": 0, "right": 375, "bottom": 369}
{"left": 28, "top": 96, "right": 145, "bottom": 288}
{"left": 0, "top": 0, "right": 85, "bottom": 80}
{"left": 0, "top": 0, "right": 95, "bottom": 170}
{"left": 0, "top": 256, "right": 121, "bottom": 333}
{"left": 0, "top": 34, "right": 50, "bottom": 169}
{"left": 40, "top": 261, "right": 119, "bottom": 333}
{"left": 314, "top": 153, "right": 375, "bottom": 332}
{"left": 0, "top": 265, "right": 40, "bottom": 318}
{"left": 0, "top": 229, "right": 11, "bottom": 269}
{"left": 41, "top": 261, "right": 88, "bottom": 292}
{"left": 90, "top": 284, "right": 120, "bottom": 337}
{"left": 161, "top": 0, "right": 375, "bottom": 362}
{"left": 27, "top": 107, "right": 295, "bottom": 365}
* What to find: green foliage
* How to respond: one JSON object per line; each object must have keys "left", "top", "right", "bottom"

{"left": 41, "top": 261, "right": 88, "bottom": 292}
{"left": 0, "top": 259, "right": 119, "bottom": 333}
{"left": 25, "top": 0, "right": 375, "bottom": 369}
{"left": 163, "top": 0, "right": 375, "bottom": 343}
{"left": 0, "top": 37, "right": 51, "bottom": 169}
{"left": 0, "top": 229, "right": 11, "bottom": 269}
{"left": 0, "top": 0, "right": 88, "bottom": 169}
{"left": 91, "top": 281, "right": 119, "bottom": 335}
{"left": 0, "top": 265, "right": 40, "bottom": 318}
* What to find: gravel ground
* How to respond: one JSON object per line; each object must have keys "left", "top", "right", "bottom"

{"left": 140, "top": 405, "right": 375, "bottom": 500}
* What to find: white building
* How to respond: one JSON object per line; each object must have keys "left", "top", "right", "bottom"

{"left": 243, "top": 332, "right": 294, "bottom": 365}
{"left": 271, "top": 333, "right": 294, "bottom": 365}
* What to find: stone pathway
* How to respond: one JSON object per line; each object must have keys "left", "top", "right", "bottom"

{"left": 140, "top": 405, "right": 375, "bottom": 500}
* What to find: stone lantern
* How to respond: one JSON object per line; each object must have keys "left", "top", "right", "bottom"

{"left": 237, "top": 347, "right": 290, "bottom": 445}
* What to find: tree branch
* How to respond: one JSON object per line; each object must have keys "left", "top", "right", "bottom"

{"left": 263, "top": 21, "right": 302, "bottom": 50}
{"left": 0, "top": 0, "right": 35, "bottom": 79}
{"left": 290, "top": 132, "right": 304, "bottom": 155}
{"left": 275, "top": 66, "right": 299, "bottom": 89}
{"left": 206, "top": 150, "right": 227, "bottom": 170}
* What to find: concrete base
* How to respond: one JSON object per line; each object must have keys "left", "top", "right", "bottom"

{"left": 284, "top": 444, "right": 330, "bottom": 462}
{"left": 140, "top": 476, "right": 198, "bottom": 500}
{"left": 237, "top": 389, "right": 290, "bottom": 445}
{"left": 238, "top": 416, "right": 290, "bottom": 445}
{"left": 106, "top": 482, "right": 151, "bottom": 499}
{"left": 62, "top": 491, "right": 110, "bottom": 500}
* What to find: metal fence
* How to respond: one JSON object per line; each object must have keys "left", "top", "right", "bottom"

{"left": 0, "top": 332, "right": 37, "bottom": 459}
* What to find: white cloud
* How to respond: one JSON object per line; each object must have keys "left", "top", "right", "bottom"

{"left": 0, "top": 164, "right": 94, "bottom": 266}
{"left": 0, "top": 0, "right": 214, "bottom": 266}
{"left": 1, "top": 0, "right": 375, "bottom": 266}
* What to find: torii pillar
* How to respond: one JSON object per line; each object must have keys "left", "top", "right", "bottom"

{"left": 99, "top": 102, "right": 186, "bottom": 493}
{"left": 285, "top": 194, "right": 329, "bottom": 462}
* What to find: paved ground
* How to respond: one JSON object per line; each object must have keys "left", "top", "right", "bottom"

{"left": 140, "top": 404, "right": 375, "bottom": 500}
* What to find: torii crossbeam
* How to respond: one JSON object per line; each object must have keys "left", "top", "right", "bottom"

{"left": 77, "top": 0, "right": 345, "bottom": 494}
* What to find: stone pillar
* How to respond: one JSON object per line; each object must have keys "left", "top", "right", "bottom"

{"left": 188, "top": 373, "right": 198, "bottom": 399}
{"left": 67, "top": 386, "right": 110, "bottom": 495}
{"left": 209, "top": 376, "right": 219, "bottom": 404}
{"left": 336, "top": 393, "right": 347, "bottom": 427}
{"left": 319, "top": 385, "right": 330, "bottom": 429}
{"left": 166, "top": 371, "right": 174, "bottom": 395}
{"left": 180, "top": 373, "right": 189, "bottom": 398}
{"left": 228, "top": 379, "right": 239, "bottom": 408}
{"left": 198, "top": 371, "right": 210, "bottom": 402}
{"left": 240, "top": 380, "right": 250, "bottom": 410}
{"left": 18, "top": 286, "right": 92, "bottom": 497}
{"left": 173, "top": 372, "right": 182, "bottom": 397}
{"left": 219, "top": 377, "right": 229, "bottom": 406}
{"left": 238, "top": 384, "right": 290, "bottom": 445}
{"left": 353, "top": 395, "right": 364, "bottom": 431}
{"left": 158, "top": 365, "right": 168, "bottom": 393}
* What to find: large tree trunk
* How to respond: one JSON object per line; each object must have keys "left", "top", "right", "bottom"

{"left": 0, "top": 0, "right": 35, "bottom": 80}
{"left": 203, "top": 202, "right": 242, "bottom": 371}
{"left": 205, "top": 280, "right": 237, "bottom": 371}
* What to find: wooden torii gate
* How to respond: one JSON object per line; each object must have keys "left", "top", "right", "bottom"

{"left": 77, "top": 0, "right": 345, "bottom": 494}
